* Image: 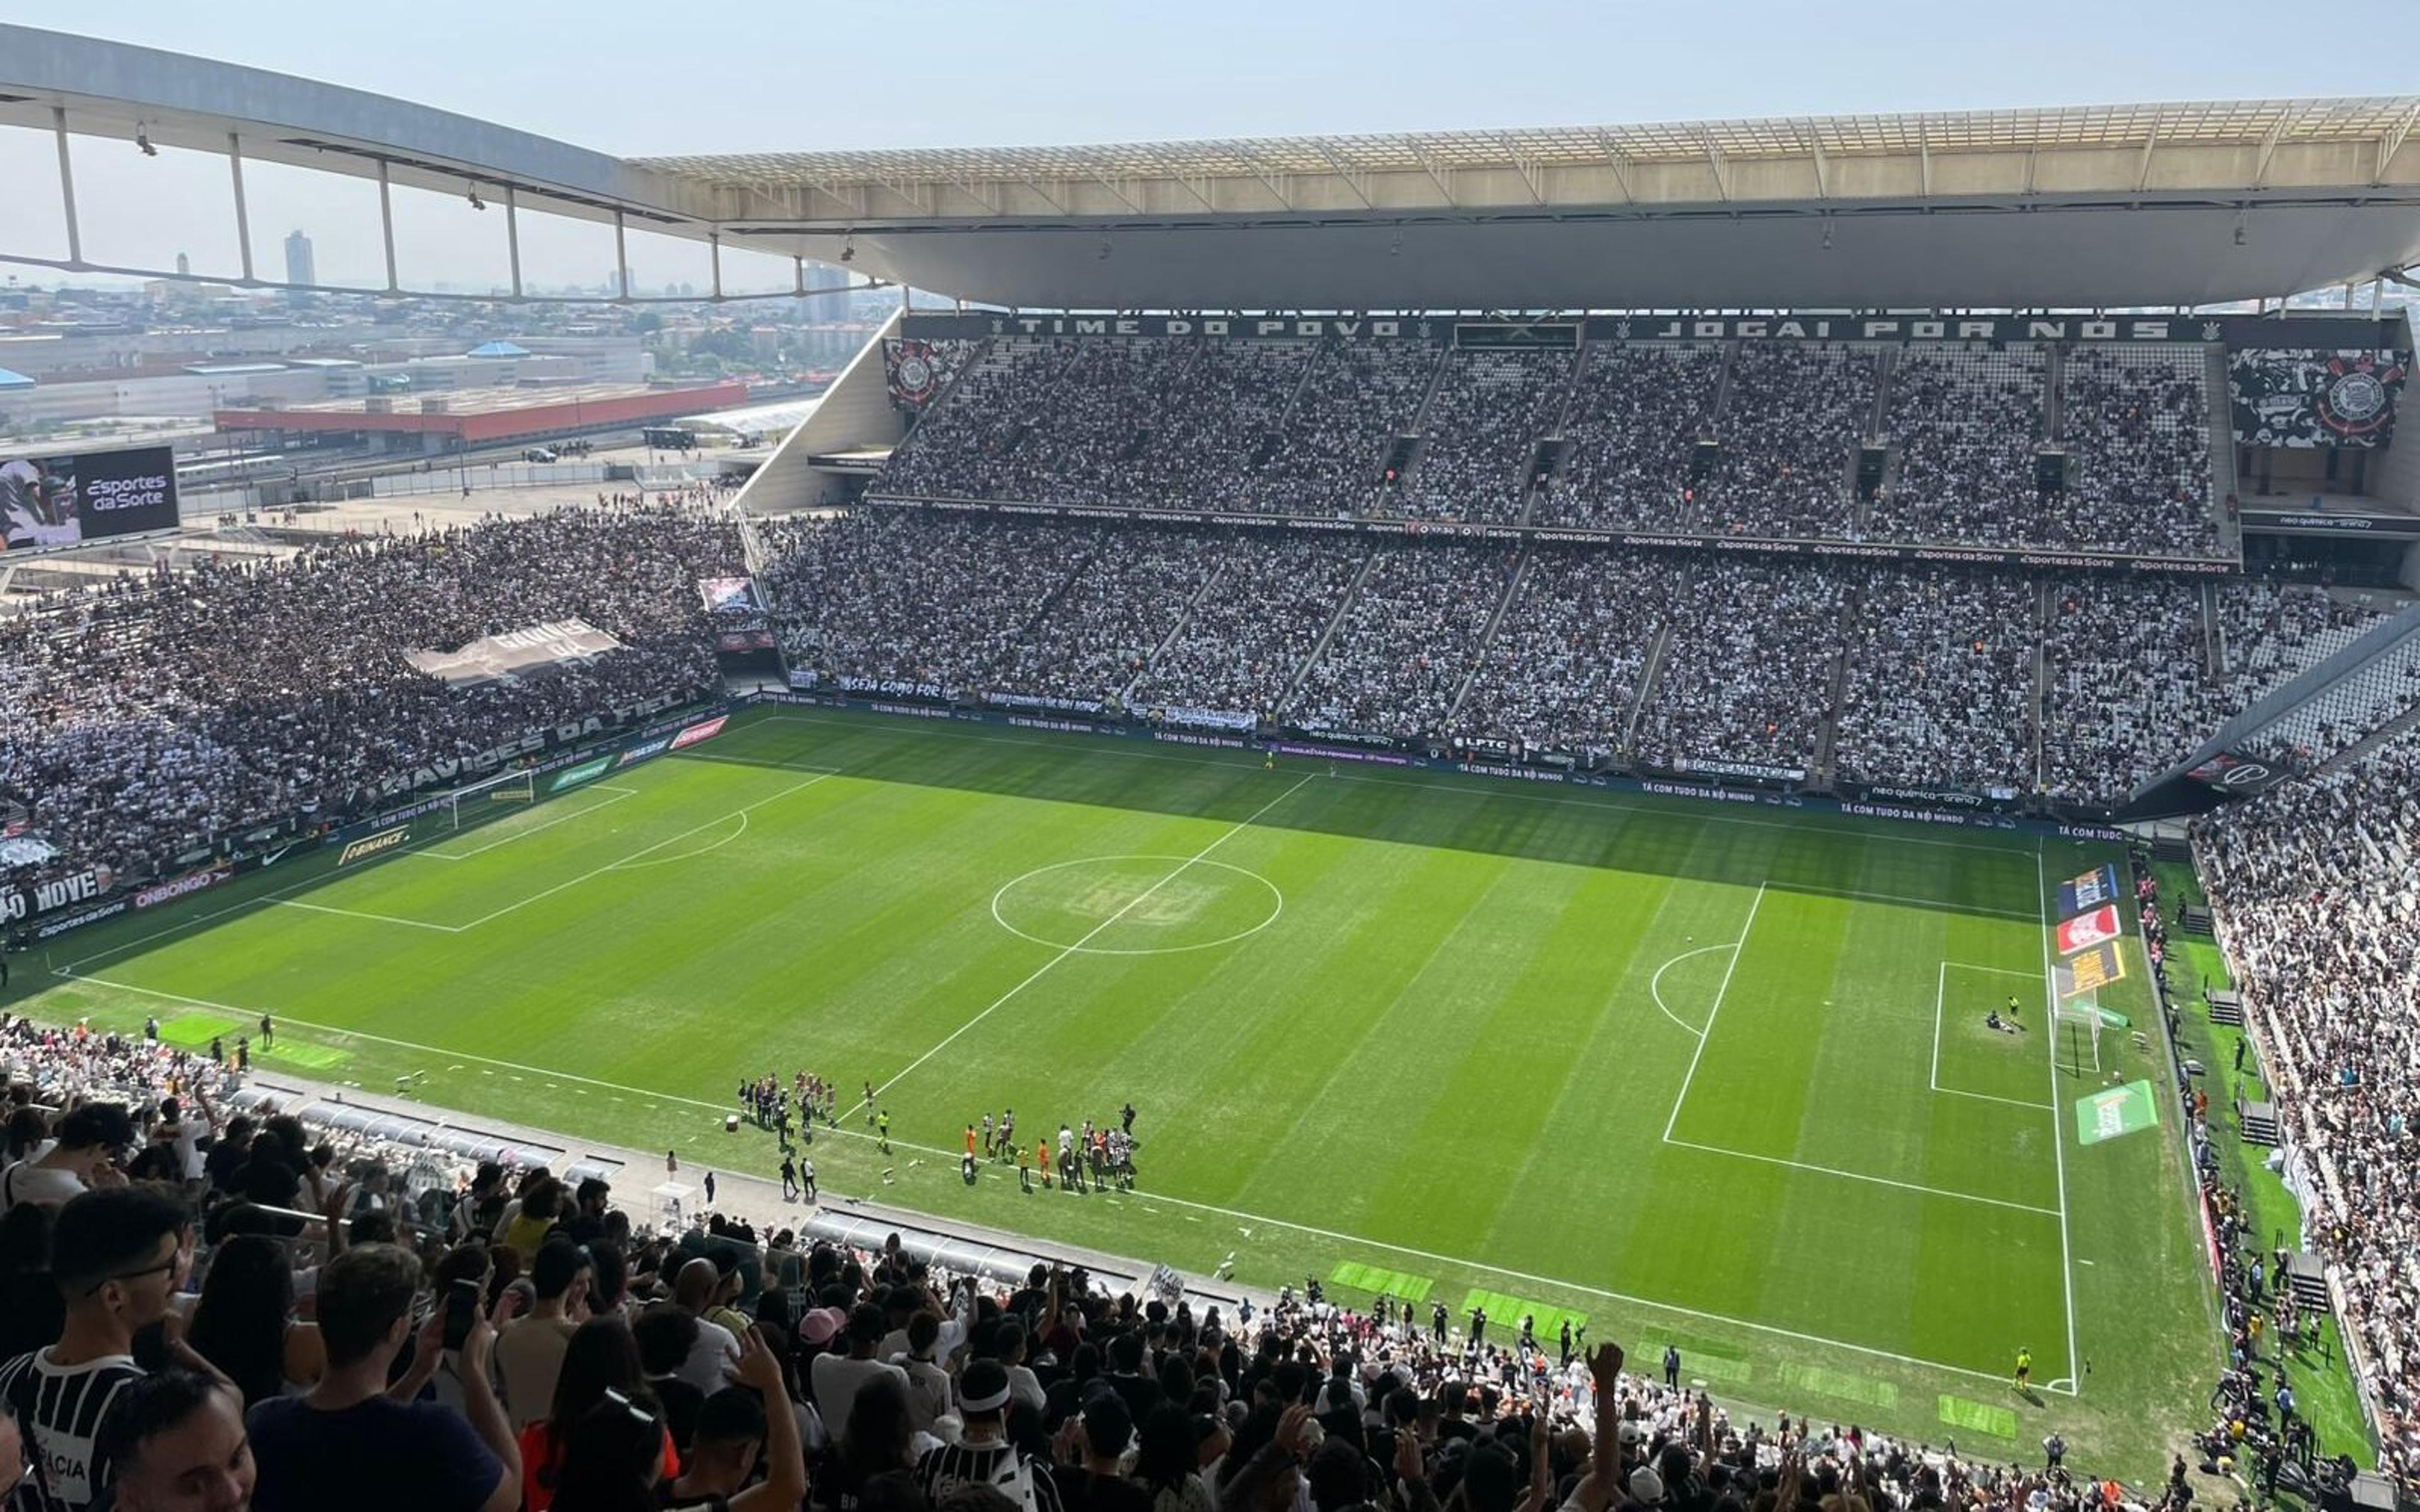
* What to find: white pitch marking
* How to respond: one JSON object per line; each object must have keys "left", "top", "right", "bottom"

{"left": 1660, "top": 882, "right": 1765, "bottom": 1143}
{"left": 271, "top": 899, "right": 464, "bottom": 932}
{"left": 411, "top": 785, "right": 641, "bottom": 861}
{"left": 1647, "top": 942, "right": 1737, "bottom": 1039}
{"left": 1662, "top": 1137, "right": 2064, "bottom": 1218}
{"left": 851, "top": 774, "right": 1315, "bottom": 1117}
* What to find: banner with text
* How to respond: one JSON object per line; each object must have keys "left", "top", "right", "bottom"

{"left": 2056, "top": 865, "right": 2123, "bottom": 919}
{"left": 1, "top": 445, "right": 180, "bottom": 553}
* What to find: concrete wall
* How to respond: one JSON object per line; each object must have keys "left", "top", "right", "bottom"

{"left": 733, "top": 309, "right": 902, "bottom": 515}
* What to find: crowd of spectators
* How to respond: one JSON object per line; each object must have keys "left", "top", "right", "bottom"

{"left": 1632, "top": 563, "right": 1850, "bottom": 778}
{"left": 2038, "top": 580, "right": 2230, "bottom": 808}
{"left": 1127, "top": 539, "right": 1366, "bottom": 731}
{"left": 868, "top": 335, "right": 2224, "bottom": 557}
{"left": 1286, "top": 547, "right": 1516, "bottom": 742}
{"left": 1258, "top": 343, "right": 1440, "bottom": 517}
{"left": 0, "top": 502, "right": 738, "bottom": 900}
{"left": 1832, "top": 571, "right": 2037, "bottom": 796}
{"left": 1694, "top": 344, "right": 1872, "bottom": 539}
{"left": 1865, "top": 345, "right": 2048, "bottom": 548}
{"left": 1388, "top": 352, "right": 1572, "bottom": 522}
{"left": 2192, "top": 724, "right": 2420, "bottom": 1487}
{"left": 993, "top": 534, "right": 1224, "bottom": 713}
{"left": 2053, "top": 348, "right": 2221, "bottom": 558}
{"left": 1532, "top": 345, "right": 1721, "bottom": 532}
{"left": 1449, "top": 554, "right": 1681, "bottom": 762}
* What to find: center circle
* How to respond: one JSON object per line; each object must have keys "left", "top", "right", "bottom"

{"left": 990, "top": 855, "right": 1284, "bottom": 956}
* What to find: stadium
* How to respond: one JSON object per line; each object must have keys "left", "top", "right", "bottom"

{"left": 3, "top": 18, "right": 2419, "bottom": 1512}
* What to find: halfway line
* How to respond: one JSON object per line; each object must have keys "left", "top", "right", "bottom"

{"left": 854, "top": 773, "right": 1316, "bottom": 1116}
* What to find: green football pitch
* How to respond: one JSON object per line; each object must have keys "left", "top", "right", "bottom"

{"left": 13, "top": 707, "right": 2219, "bottom": 1475}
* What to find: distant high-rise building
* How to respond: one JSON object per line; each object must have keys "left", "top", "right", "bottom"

{"left": 284, "top": 230, "right": 316, "bottom": 289}
{"left": 175, "top": 251, "right": 190, "bottom": 278}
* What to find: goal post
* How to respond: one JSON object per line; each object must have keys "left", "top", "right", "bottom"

{"left": 2054, "top": 993, "right": 2104, "bottom": 1077}
{"left": 434, "top": 767, "right": 536, "bottom": 832}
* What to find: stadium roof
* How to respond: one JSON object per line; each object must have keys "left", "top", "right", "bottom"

{"left": 6, "top": 24, "right": 2420, "bottom": 308}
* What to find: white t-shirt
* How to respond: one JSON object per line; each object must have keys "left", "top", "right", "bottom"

{"left": 673, "top": 1314, "right": 743, "bottom": 1399}
{"left": 810, "top": 1353, "right": 910, "bottom": 1446}
{"left": 0, "top": 1149, "right": 88, "bottom": 1213}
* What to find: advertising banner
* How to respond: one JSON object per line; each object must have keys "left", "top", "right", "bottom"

{"left": 2054, "top": 941, "right": 2128, "bottom": 999}
{"left": 2075, "top": 1080, "right": 2161, "bottom": 1146}
{"left": 2056, "top": 865, "right": 2123, "bottom": 919}
{"left": 548, "top": 757, "right": 614, "bottom": 793}
{"left": 2230, "top": 349, "right": 2406, "bottom": 448}
{"left": 2055, "top": 904, "right": 2123, "bottom": 956}
{"left": 669, "top": 715, "right": 730, "bottom": 751}
{"left": 1, "top": 445, "right": 180, "bottom": 551}
{"left": 132, "top": 864, "right": 234, "bottom": 911}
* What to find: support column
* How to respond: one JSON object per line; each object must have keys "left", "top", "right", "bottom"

{"left": 613, "top": 209, "right": 630, "bottom": 299}
{"left": 228, "top": 134, "right": 255, "bottom": 282}
{"left": 505, "top": 185, "right": 524, "bottom": 300}
{"left": 710, "top": 231, "right": 723, "bottom": 300}
{"left": 792, "top": 255, "right": 805, "bottom": 296}
{"left": 53, "top": 108, "right": 83, "bottom": 268}
{"left": 377, "top": 161, "right": 399, "bottom": 292}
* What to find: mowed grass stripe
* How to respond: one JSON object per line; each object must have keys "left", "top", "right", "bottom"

{"left": 17, "top": 712, "right": 2225, "bottom": 1470}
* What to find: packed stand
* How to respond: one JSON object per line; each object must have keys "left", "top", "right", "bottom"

{"left": 1632, "top": 562, "right": 1849, "bottom": 778}
{"left": 0, "top": 503, "right": 737, "bottom": 899}
{"left": 1387, "top": 350, "right": 1572, "bottom": 522}
{"left": 1286, "top": 547, "right": 1516, "bottom": 742}
{"left": 1532, "top": 344, "right": 1721, "bottom": 532}
{"left": 1450, "top": 553, "right": 1683, "bottom": 762}
{"left": 2192, "top": 724, "right": 2420, "bottom": 1486}
{"left": 1832, "top": 571, "right": 2037, "bottom": 797}
{"left": 2039, "top": 579, "right": 2230, "bottom": 809}
{"left": 993, "top": 532, "right": 1222, "bottom": 713}
{"left": 1865, "top": 345, "right": 2048, "bottom": 547}
{"left": 1001, "top": 341, "right": 1313, "bottom": 510}
{"left": 873, "top": 339, "right": 1086, "bottom": 501}
{"left": 1697, "top": 343, "right": 1872, "bottom": 539}
{"left": 1255, "top": 343, "right": 1440, "bottom": 517}
{"left": 760, "top": 512, "right": 1090, "bottom": 699}
{"left": 2053, "top": 348, "right": 2220, "bottom": 557}
{"left": 1127, "top": 538, "right": 1368, "bottom": 731}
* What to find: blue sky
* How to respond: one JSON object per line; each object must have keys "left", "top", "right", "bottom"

{"left": 3, "top": 1, "right": 2412, "bottom": 290}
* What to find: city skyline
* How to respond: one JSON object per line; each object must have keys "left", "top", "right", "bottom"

{"left": 3, "top": 1, "right": 2415, "bottom": 294}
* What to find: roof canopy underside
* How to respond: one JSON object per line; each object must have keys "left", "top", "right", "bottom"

{"left": 6, "top": 25, "right": 2419, "bottom": 307}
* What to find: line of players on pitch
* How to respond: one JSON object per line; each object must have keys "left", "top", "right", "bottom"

{"left": 738, "top": 1073, "right": 1144, "bottom": 1196}
{"left": 964, "top": 1102, "right": 1140, "bottom": 1194}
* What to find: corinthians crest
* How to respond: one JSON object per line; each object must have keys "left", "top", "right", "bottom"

{"left": 2316, "top": 352, "right": 2406, "bottom": 441}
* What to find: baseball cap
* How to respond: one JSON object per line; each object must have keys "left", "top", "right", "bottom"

{"left": 1628, "top": 1467, "right": 1667, "bottom": 1506}
{"left": 798, "top": 1307, "right": 846, "bottom": 1346}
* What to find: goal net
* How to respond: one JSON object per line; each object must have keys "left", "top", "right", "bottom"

{"left": 2054, "top": 994, "right": 2104, "bottom": 1076}
{"left": 433, "top": 767, "right": 536, "bottom": 832}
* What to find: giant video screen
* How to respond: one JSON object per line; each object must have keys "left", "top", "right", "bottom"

{"left": 0, "top": 445, "right": 182, "bottom": 551}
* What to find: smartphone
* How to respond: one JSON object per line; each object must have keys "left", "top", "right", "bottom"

{"left": 442, "top": 1279, "right": 481, "bottom": 1351}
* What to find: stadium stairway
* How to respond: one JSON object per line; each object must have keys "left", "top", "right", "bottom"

{"left": 1445, "top": 547, "right": 1533, "bottom": 724}
{"left": 1810, "top": 581, "right": 1858, "bottom": 788}
{"left": 1622, "top": 566, "right": 1691, "bottom": 761}
{"left": 2199, "top": 581, "right": 2225, "bottom": 678}
{"left": 2044, "top": 345, "right": 2067, "bottom": 443}
{"left": 2316, "top": 696, "right": 2420, "bottom": 776}
{"left": 1121, "top": 558, "right": 1228, "bottom": 706}
{"left": 2205, "top": 344, "right": 2243, "bottom": 558}
{"left": 1281, "top": 551, "right": 1378, "bottom": 706}
{"left": 1866, "top": 348, "right": 1897, "bottom": 443}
